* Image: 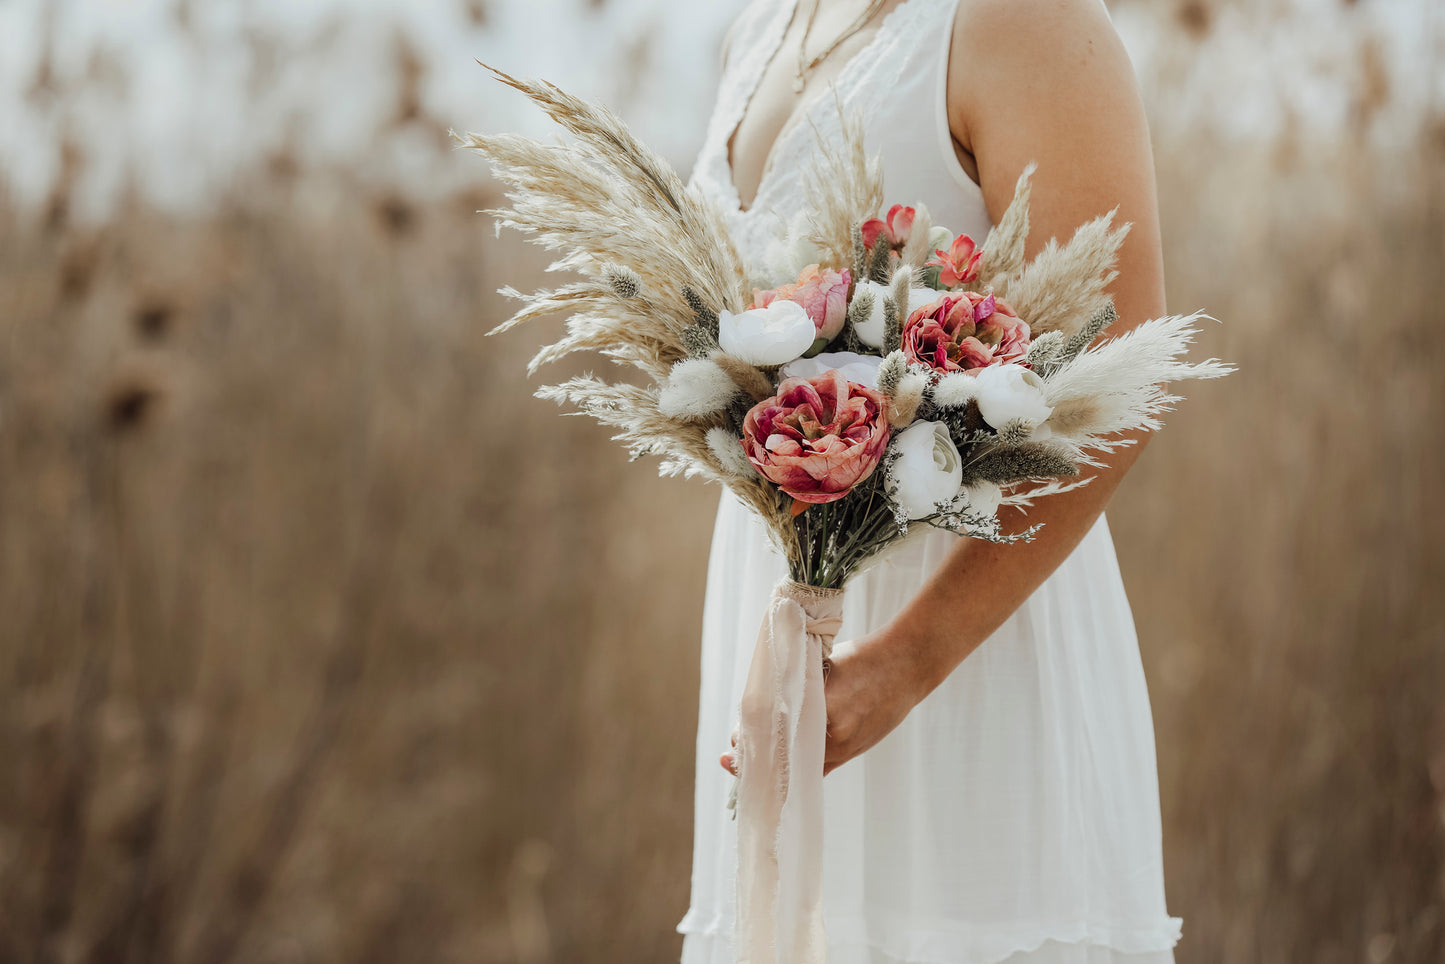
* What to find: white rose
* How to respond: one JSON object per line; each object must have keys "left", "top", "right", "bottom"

{"left": 973, "top": 364, "right": 1054, "bottom": 430}
{"left": 927, "top": 224, "right": 952, "bottom": 254}
{"left": 853, "top": 282, "right": 945, "bottom": 349}
{"left": 717, "top": 300, "right": 816, "bottom": 367}
{"left": 888, "top": 421, "right": 964, "bottom": 520}
{"left": 780, "top": 351, "right": 884, "bottom": 390}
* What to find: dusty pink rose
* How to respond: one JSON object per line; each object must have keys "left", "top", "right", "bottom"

{"left": 925, "top": 233, "right": 983, "bottom": 287}
{"left": 903, "top": 291, "right": 1031, "bottom": 374}
{"left": 861, "top": 204, "right": 916, "bottom": 252}
{"left": 741, "top": 369, "right": 890, "bottom": 505}
{"left": 754, "top": 264, "right": 852, "bottom": 343}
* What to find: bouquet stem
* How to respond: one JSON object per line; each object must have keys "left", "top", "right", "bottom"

{"left": 734, "top": 579, "right": 845, "bottom": 964}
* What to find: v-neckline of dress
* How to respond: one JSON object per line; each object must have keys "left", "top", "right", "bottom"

{"left": 722, "top": 0, "right": 924, "bottom": 215}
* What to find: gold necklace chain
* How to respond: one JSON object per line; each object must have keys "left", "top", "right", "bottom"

{"left": 793, "top": 0, "right": 889, "bottom": 93}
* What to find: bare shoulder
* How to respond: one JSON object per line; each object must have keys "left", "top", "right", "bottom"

{"left": 947, "top": 0, "right": 1143, "bottom": 158}
{"left": 948, "top": 0, "right": 1137, "bottom": 102}
{"left": 946, "top": 0, "right": 1165, "bottom": 325}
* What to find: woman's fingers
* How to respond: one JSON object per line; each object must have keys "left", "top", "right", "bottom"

{"left": 719, "top": 728, "right": 740, "bottom": 775}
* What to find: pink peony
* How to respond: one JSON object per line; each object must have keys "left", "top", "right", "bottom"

{"left": 902, "top": 291, "right": 1031, "bottom": 374}
{"left": 753, "top": 264, "right": 852, "bottom": 344}
{"left": 741, "top": 369, "right": 891, "bottom": 506}
{"left": 925, "top": 233, "right": 983, "bottom": 287}
{"left": 861, "top": 204, "right": 916, "bottom": 252}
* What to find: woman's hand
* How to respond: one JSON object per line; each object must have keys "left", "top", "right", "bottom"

{"left": 718, "top": 622, "right": 937, "bottom": 778}
{"left": 820, "top": 625, "right": 935, "bottom": 774}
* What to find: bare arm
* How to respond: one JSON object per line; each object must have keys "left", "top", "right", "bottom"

{"left": 818, "top": 0, "right": 1166, "bottom": 773}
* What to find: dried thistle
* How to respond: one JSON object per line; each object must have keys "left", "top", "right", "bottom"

{"left": 889, "top": 266, "right": 914, "bottom": 326}
{"left": 876, "top": 351, "right": 908, "bottom": 397}
{"left": 867, "top": 239, "right": 892, "bottom": 283}
{"left": 1054, "top": 304, "right": 1118, "bottom": 368}
{"left": 1024, "top": 330, "right": 1066, "bottom": 372}
{"left": 881, "top": 296, "right": 902, "bottom": 354}
{"left": 603, "top": 263, "right": 641, "bottom": 299}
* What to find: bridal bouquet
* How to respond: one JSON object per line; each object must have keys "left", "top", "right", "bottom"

{"left": 459, "top": 67, "right": 1229, "bottom": 963}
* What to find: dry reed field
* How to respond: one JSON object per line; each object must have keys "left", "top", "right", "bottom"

{"left": 0, "top": 1, "right": 1442, "bottom": 962}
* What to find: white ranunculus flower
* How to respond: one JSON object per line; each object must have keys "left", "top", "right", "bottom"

{"left": 717, "top": 299, "right": 817, "bottom": 367}
{"left": 853, "top": 282, "right": 946, "bottom": 348}
{"left": 780, "top": 351, "right": 884, "bottom": 390}
{"left": 973, "top": 364, "right": 1054, "bottom": 430}
{"left": 888, "top": 421, "right": 964, "bottom": 520}
{"left": 959, "top": 480, "right": 1003, "bottom": 521}
{"left": 927, "top": 224, "right": 952, "bottom": 254}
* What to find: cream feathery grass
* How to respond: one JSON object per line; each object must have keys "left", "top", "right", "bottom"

{"left": 976, "top": 162, "right": 1037, "bottom": 284}
{"left": 898, "top": 203, "right": 936, "bottom": 271}
{"left": 457, "top": 66, "right": 796, "bottom": 544}
{"left": 534, "top": 376, "right": 723, "bottom": 475}
{"left": 500, "top": 282, "right": 684, "bottom": 378}
{"left": 706, "top": 426, "right": 757, "bottom": 480}
{"left": 799, "top": 109, "right": 885, "bottom": 271}
{"left": 997, "top": 209, "right": 1131, "bottom": 338}
{"left": 999, "top": 475, "right": 1095, "bottom": 508}
{"left": 454, "top": 66, "right": 750, "bottom": 322}
{"left": 973, "top": 163, "right": 1132, "bottom": 342}
{"left": 1042, "top": 311, "right": 1235, "bottom": 451}
{"left": 534, "top": 371, "right": 793, "bottom": 554}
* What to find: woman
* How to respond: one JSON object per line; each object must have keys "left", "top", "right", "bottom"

{"left": 677, "top": 0, "right": 1182, "bottom": 961}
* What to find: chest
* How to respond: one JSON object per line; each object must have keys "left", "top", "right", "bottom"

{"left": 726, "top": 1, "right": 907, "bottom": 212}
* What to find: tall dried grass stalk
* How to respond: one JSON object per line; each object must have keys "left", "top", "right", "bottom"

{"left": 454, "top": 66, "right": 750, "bottom": 331}
{"left": 976, "top": 162, "right": 1037, "bottom": 282}
{"left": 455, "top": 68, "right": 803, "bottom": 555}
{"left": 799, "top": 109, "right": 885, "bottom": 271}
{"left": 998, "top": 208, "right": 1132, "bottom": 339}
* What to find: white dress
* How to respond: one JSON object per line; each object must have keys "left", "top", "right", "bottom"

{"left": 676, "top": 1, "right": 1183, "bottom": 962}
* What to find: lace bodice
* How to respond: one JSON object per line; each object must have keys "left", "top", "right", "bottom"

{"left": 688, "top": 0, "right": 992, "bottom": 265}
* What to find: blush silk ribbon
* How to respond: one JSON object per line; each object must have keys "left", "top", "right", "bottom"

{"left": 733, "top": 579, "right": 846, "bottom": 964}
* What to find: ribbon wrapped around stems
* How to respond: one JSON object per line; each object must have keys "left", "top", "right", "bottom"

{"left": 734, "top": 579, "right": 846, "bottom": 964}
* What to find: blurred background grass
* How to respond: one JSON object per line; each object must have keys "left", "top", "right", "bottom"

{"left": 0, "top": 0, "right": 1441, "bottom": 962}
